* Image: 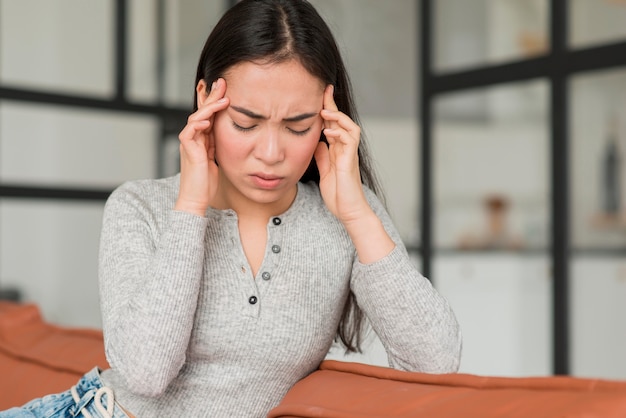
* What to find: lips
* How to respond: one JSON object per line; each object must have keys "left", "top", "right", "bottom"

{"left": 250, "top": 173, "right": 284, "bottom": 189}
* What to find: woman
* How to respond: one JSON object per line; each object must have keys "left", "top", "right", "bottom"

{"left": 1, "top": 0, "right": 461, "bottom": 416}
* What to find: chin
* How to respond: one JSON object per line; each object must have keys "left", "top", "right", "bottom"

{"left": 243, "top": 185, "right": 296, "bottom": 207}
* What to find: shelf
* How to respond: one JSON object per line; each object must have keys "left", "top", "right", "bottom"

{"left": 406, "top": 246, "right": 626, "bottom": 257}
{"left": 406, "top": 246, "right": 548, "bottom": 256}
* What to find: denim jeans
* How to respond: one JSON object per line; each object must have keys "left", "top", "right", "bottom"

{"left": 0, "top": 368, "right": 131, "bottom": 418}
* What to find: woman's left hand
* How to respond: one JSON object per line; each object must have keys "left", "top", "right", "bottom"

{"left": 315, "top": 85, "right": 395, "bottom": 263}
{"left": 315, "top": 85, "right": 370, "bottom": 226}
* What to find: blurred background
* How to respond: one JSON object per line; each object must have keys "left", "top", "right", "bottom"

{"left": 1, "top": 0, "right": 626, "bottom": 380}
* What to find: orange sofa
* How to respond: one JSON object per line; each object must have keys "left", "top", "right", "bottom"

{"left": 0, "top": 301, "right": 109, "bottom": 410}
{"left": 3, "top": 301, "right": 626, "bottom": 417}
{"left": 269, "top": 361, "right": 626, "bottom": 417}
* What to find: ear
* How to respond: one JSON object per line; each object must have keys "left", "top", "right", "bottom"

{"left": 196, "top": 80, "right": 209, "bottom": 108}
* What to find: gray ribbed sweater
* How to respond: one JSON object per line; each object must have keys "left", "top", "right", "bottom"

{"left": 98, "top": 174, "right": 461, "bottom": 417}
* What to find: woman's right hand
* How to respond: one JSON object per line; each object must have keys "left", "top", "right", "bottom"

{"left": 175, "top": 78, "right": 230, "bottom": 216}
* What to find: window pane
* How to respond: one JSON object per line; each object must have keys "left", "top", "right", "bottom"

{"left": 432, "top": 81, "right": 551, "bottom": 376}
{"left": 570, "top": 68, "right": 626, "bottom": 380}
{"left": 434, "top": 0, "right": 549, "bottom": 73}
{"left": 433, "top": 81, "right": 549, "bottom": 251}
{"left": 570, "top": 69, "right": 626, "bottom": 250}
{"left": 571, "top": 257, "right": 626, "bottom": 379}
{"left": 435, "top": 254, "right": 551, "bottom": 376}
{"left": 163, "top": 2, "right": 227, "bottom": 106}
{"left": 364, "top": 117, "right": 420, "bottom": 246}
{"left": 312, "top": 0, "right": 418, "bottom": 118}
{"left": 0, "top": 1, "right": 113, "bottom": 97}
{"left": 128, "top": 0, "right": 158, "bottom": 103}
{"left": 0, "top": 102, "right": 158, "bottom": 188}
{"left": 570, "top": 0, "right": 626, "bottom": 48}
{"left": 0, "top": 200, "right": 104, "bottom": 328}
{"left": 162, "top": 135, "right": 181, "bottom": 178}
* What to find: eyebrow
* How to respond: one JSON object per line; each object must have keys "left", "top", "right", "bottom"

{"left": 230, "top": 105, "right": 318, "bottom": 123}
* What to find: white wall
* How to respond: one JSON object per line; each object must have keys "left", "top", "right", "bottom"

{"left": 0, "top": 1, "right": 113, "bottom": 97}
{"left": 0, "top": 2, "right": 159, "bottom": 328}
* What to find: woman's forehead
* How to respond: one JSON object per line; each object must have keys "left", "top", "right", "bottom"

{"left": 224, "top": 59, "right": 325, "bottom": 90}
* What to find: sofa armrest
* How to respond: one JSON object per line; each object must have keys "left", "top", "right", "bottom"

{"left": 269, "top": 360, "right": 626, "bottom": 418}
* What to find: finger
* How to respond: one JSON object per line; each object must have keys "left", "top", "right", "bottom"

{"left": 323, "top": 84, "right": 338, "bottom": 111}
{"left": 207, "top": 130, "right": 216, "bottom": 161}
{"left": 179, "top": 119, "right": 211, "bottom": 144}
{"left": 189, "top": 78, "right": 229, "bottom": 122}
{"left": 188, "top": 96, "right": 230, "bottom": 123}
{"left": 321, "top": 109, "right": 360, "bottom": 139}
{"left": 322, "top": 85, "right": 339, "bottom": 130}
{"left": 323, "top": 128, "right": 359, "bottom": 151}
{"left": 314, "top": 141, "right": 331, "bottom": 177}
{"left": 207, "top": 77, "right": 227, "bottom": 102}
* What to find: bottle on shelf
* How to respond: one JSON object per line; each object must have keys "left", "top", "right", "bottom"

{"left": 601, "top": 116, "right": 621, "bottom": 215}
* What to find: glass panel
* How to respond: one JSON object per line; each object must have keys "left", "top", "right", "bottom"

{"left": 161, "top": 135, "right": 181, "bottom": 178}
{"left": 570, "top": 69, "right": 626, "bottom": 250}
{"left": 0, "top": 1, "right": 113, "bottom": 97}
{"left": 128, "top": 0, "right": 158, "bottom": 103}
{"left": 363, "top": 117, "right": 421, "bottom": 246}
{"left": 163, "top": 2, "right": 227, "bottom": 106}
{"left": 435, "top": 254, "right": 551, "bottom": 376}
{"left": 571, "top": 257, "right": 626, "bottom": 379}
{"left": 0, "top": 200, "right": 105, "bottom": 328}
{"left": 432, "top": 81, "right": 550, "bottom": 376}
{"left": 312, "top": 0, "right": 418, "bottom": 118}
{"left": 570, "top": 68, "right": 626, "bottom": 380}
{"left": 0, "top": 102, "right": 158, "bottom": 188}
{"left": 434, "top": 0, "right": 549, "bottom": 73}
{"left": 570, "top": 0, "right": 626, "bottom": 48}
{"left": 433, "top": 81, "right": 549, "bottom": 251}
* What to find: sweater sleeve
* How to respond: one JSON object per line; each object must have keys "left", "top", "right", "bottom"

{"left": 350, "top": 188, "right": 462, "bottom": 373}
{"left": 98, "top": 181, "right": 207, "bottom": 396}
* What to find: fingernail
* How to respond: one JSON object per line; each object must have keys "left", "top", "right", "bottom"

{"left": 211, "top": 81, "right": 217, "bottom": 91}
{"left": 217, "top": 98, "right": 227, "bottom": 103}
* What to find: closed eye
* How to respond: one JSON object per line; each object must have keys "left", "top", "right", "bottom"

{"left": 232, "top": 121, "right": 256, "bottom": 132}
{"left": 232, "top": 120, "right": 311, "bottom": 136}
{"left": 288, "top": 127, "right": 312, "bottom": 136}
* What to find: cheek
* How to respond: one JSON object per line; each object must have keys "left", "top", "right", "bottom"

{"left": 212, "top": 113, "right": 228, "bottom": 141}
{"left": 300, "top": 119, "right": 324, "bottom": 155}
{"left": 291, "top": 133, "right": 322, "bottom": 163}
{"left": 212, "top": 118, "right": 242, "bottom": 165}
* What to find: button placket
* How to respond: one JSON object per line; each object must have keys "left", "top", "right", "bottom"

{"left": 221, "top": 213, "right": 260, "bottom": 318}
{"left": 271, "top": 216, "right": 284, "bottom": 256}
{"left": 243, "top": 261, "right": 260, "bottom": 317}
{"left": 257, "top": 215, "right": 284, "bottom": 292}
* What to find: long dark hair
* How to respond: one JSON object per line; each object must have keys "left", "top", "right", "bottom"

{"left": 194, "top": 0, "right": 383, "bottom": 353}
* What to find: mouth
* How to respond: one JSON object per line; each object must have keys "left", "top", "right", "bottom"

{"left": 250, "top": 173, "right": 284, "bottom": 189}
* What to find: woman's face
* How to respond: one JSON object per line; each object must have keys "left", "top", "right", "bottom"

{"left": 203, "top": 59, "right": 325, "bottom": 212}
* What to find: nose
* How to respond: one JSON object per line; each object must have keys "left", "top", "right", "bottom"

{"left": 254, "top": 128, "right": 284, "bottom": 164}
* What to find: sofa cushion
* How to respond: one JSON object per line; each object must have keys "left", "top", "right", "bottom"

{"left": 268, "top": 360, "right": 626, "bottom": 418}
{"left": 0, "top": 302, "right": 109, "bottom": 410}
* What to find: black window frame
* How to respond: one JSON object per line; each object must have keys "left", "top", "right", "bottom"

{"left": 420, "top": 0, "right": 626, "bottom": 375}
